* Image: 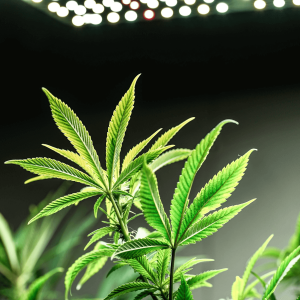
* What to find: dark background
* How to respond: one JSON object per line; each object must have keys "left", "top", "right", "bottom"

{"left": 1, "top": 0, "right": 300, "bottom": 298}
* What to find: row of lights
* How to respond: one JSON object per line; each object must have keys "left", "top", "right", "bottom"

{"left": 31, "top": 0, "right": 300, "bottom": 25}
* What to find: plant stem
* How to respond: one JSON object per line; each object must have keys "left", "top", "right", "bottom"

{"left": 107, "top": 192, "right": 159, "bottom": 300}
{"left": 169, "top": 248, "right": 176, "bottom": 300}
{"left": 108, "top": 192, "right": 130, "bottom": 241}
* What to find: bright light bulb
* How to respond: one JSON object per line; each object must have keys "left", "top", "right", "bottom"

{"left": 184, "top": 0, "right": 195, "bottom": 4}
{"left": 91, "top": 14, "right": 102, "bottom": 24}
{"left": 57, "top": 7, "right": 69, "bottom": 16}
{"left": 111, "top": 1, "right": 123, "bottom": 11}
{"left": 147, "top": 0, "right": 159, "bottom": 8}
{"left": 293, "top": 0, "right": 300, "bottom": 5}
{"left": 273, "top": 0, "right": 284, "bottom": 7}
{"left": 203, "top": 0, "right": 213, "bottom": 2}
{"left": 144, "top": 9, "right": 154, "bottom": 18}
{"left": 107, "top": 11, "right": 120, "bottom": 22}
{"left": 125, "top": 10, "right": 137, "bottom": 20}
{"left": 216, "top": 2, "right": 228, "bottom": 12}
{"left": 197, "top": 3, "right": 209, "bottom": 13}
{"left": 32, "top": 0, "right": 43, "bottom": 3}
{"left": 130, "top": 1, "right": 140, "bottom": 9}
{"left": 161, "top": 7, "right": 173, "bottom": 17}
{"left": 66, "top": 0, "right": 78, "bottom": 10}
{"left": 254, "top": 0, "right": 266, "bottom": 8}
{"left": 103, "top": 0, "right": 114, "bottom": 6}
{"left": 165, "top": 0, "right": 177, "bottom": 6}
{"left": 75, "top": 5, "right": 87, "bottom": 14}
{"left": 48, "top": 2, "right": 60, "bottom": 12}
{"left": 84, "top": 0, "right": 96, "bottom": 8}
{"left": 140, "top": 0, "right": 147, "bottom": 3}
{"left": 93, "top": 3, "right": 104, "bottom": 12}
{"left": 122, "top": 0, "right": 131, "bottom": 4}
{"left": 179, "top": 5, "right": 191, "bottom": 15}
{"left": 72, "top": 15, "right": 85, "bottom": 26}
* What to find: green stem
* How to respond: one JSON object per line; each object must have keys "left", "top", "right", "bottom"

{"left": 107, "top": 192, "right": 159, "bottom": 300}
{"left": 169, "top": 248, "right": 176, "bottom": 300}
{"left": 108, "top": 192, "right": 130, "bottom": 241}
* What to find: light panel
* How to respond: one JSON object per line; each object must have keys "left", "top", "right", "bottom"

{"left": 25, "top": 0, "right": 300, "bottom": 27}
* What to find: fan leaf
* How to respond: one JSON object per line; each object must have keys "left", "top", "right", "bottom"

{"left": 77, "top": 243, "right": 109, "bottom": 290}
{"left": 140, "top": 158, "right": 172, "bottom": 242}
{"left": 186, "top": 269, "right": 228, "bottom": 290}
{"left": 180, "top": 149, "right": 256, "bottom": 239}
{"left": 112, "top": 238, "right": 170, "bottom": 259}
{"left": 179, "top": 200, "right": 255, "bottom": 246}
{"left": 170, "top": 119, "right": 238, "bottom": 245}
{"left": 262, "top": 245, "right": 300, "bottom": 300}
{"left": 149, "top": 149, "right": 192, "bottom": 173}
{"left": 122, "top": 128, "right": 162, "bottom": 172}
{"left": 5, "top": 158, "right": 102, "bottom": 190}
{"left": 28, "top": 190, "right": 102, "bottom": 224}
{"left": 94, "top": 194, "right": 106, "bottom": 218}
{"left": 149, "top": 118, "right": 194, "bottom": 151}
{"left": 65, "top": 248, "right": 114, "bottom": 299}
{"left": 176, "top": 276, "right": 194, "bottom": 300}
{"left": 156, "top": 249, "right": 172, "bottom": 284}
{"left": 85, "top": 227, "right": 115, "bottom": 250}
{"left": 103, "top": 282, "right": 156, "bottom": 300}
{"left": 106, "top": 74, "right": 140, "bottom": 187}
{"left": 42, "top": 88, "right": 107, "bottom": 188}
{"left": 24, "top": 175, "right": 51, "bottom": 184}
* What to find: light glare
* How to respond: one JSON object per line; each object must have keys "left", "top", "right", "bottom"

{"left": 161, "top": 7, "right": 173, "bottom": 17}
{"left": 203, "top": 0, "right": 213, "bottom": 3}
{"left": 83, "top": 13, "right": 102, "bottom": 24}
{"left": 273, "top": 0, "right": 285, "bottom": 6}
{"left": 125, "top": 10, "right": 137, "bottom": 20}
{"left": 66, "top": 0, "right": 78, "bottom": 10}
{"left": 111, "top": 1, "right": 123, "bottom": 11}
{"left": 103, "top": 0, "right": 114, "bottom": 6}
{"left": 48, "top": 2, "right": 60, "bottom": 12}
{"left": 130, "top": 1, "right": 140, "bottom": 8}
{"left": 72, "top": 15, "right": 85, "bottom": 26}
{"left": 32, "top": 0, "right": 43, "bottom": 3}
{"left": 93, "top": 3, "right": 104, "bottom": 12}
{"left": 147, "top": 0, "right": 159, "bottom": 8}
{"left": 74, "top": 5, "right": 87, "bottom": 14}
{"left": 165, "top": 0, "right": 177, "bottom": 6}
{"left": 144, "top": 9, "right": 154, "bottom": 18}
{"left": 293, "top": 0, "right": 300, "bottom": 4}
{"left": 122, "top": 0, "right": 131, "bottom": 4}
{"left": 84, "top": 0, "right": 96, "bottom": 8}
{"left": 57, "top": 7, "right": 69, "bottom": 17}
{"left": 197, "top": 3, "right": 209, "bottom": 13}
{"left": 216, "top": 2, "right": 228, "bottom": 12}
{"left": 107, "top": 11, "right": 120, "bottom": 22}
{"left": 184, "top": 0, "right": 196, "bottom": 4}
{"left": 254, "top": 0, "right": 266, "bottom": 8}
{"left": 179, "top": 5, "right": 191, "bottom": 15}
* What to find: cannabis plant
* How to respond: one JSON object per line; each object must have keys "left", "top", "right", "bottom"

{"left": 0, "top": 183, "right": 97, "bottom": 300}
{"left": 224, "top": 234, "right": 300, "bottom": 300}
{"left": 5, "top": 74, "right": 291, "bottom": 300}
{"left": 257, "top": 212, "right": 300, "bottom": 298}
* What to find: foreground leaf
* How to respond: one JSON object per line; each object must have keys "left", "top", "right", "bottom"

{"left": 77, "top": 243, "right": 109, "bottom": 290}
{"left": 112, "top": 238, "right": 170, "bottom": 259}
{"left": 122, "top": 128, "right": 162, "bottom": 172}
{"left": 106, "top": 74, "right": 140, "bottom": 186}
{"left": 28, "top": 190, "right": 102, "bottom": 224}
{"left": 42, "top": 88, "right": 107, "bottom": 187}
{"left": 262, "top": 245, "right": 300, "bottom": 300}
{"left": 140, "top": 159, "right": 172, "bottom": 242}
{"left": 187, "top": 269, "right": 228, "bottom": 290}
{"left": 103, "top": 282, "right": 157, "bottom": 300}
{"left": 170, "top": 119, "right": 238, "bottom": 245}
{"left": 65, "top": 248, "right": 114, "bottom": 299}
{"left": 5, "top": 158, "right": 101, "bottom": 189}
{"left": 180, "top": 149, "right": 256, "bottom": 239}
{"left": 179, "top": 200, "right": 255, "bottom": 246}
{"left": 176, "top": 276, "right": 194, "bottom": 300}
{"left": 85, "top": 227, "right": 115, "bottom": 250}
